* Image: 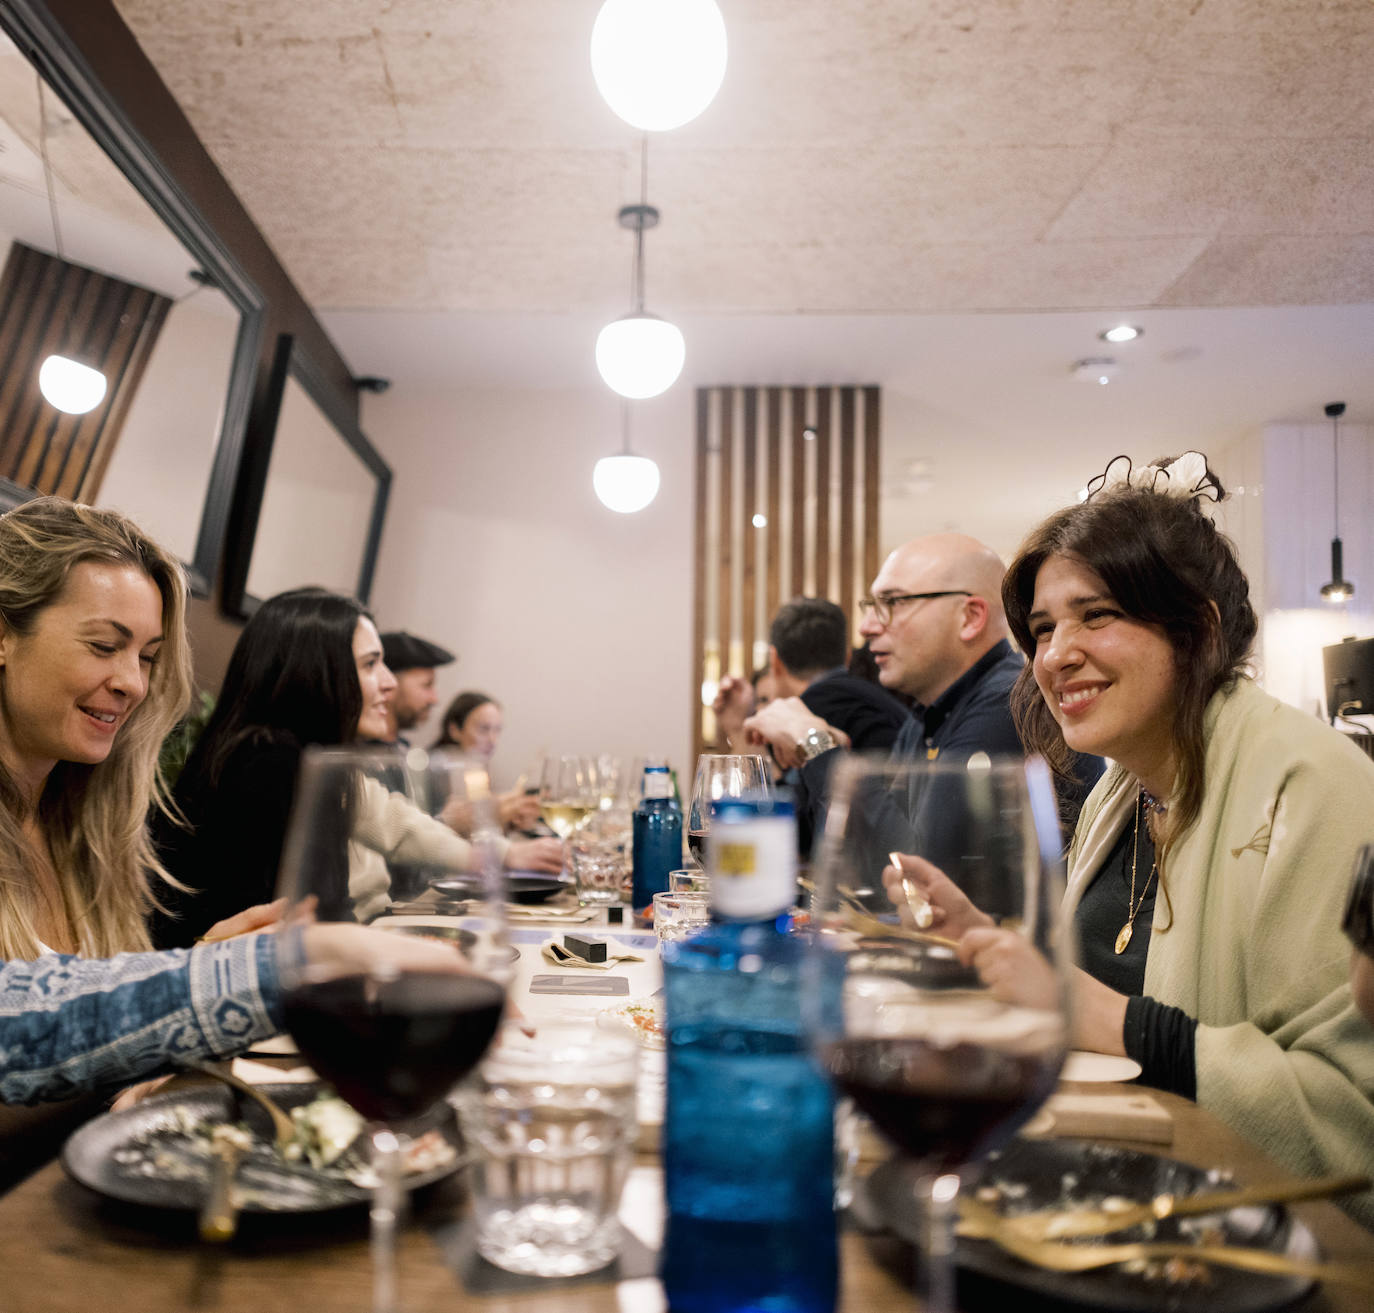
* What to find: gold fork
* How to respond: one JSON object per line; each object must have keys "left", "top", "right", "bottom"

{"left": 184, "top": 1060, "right": 296, "bottom": 1150}
{"left": 798, "top": 876, "right": 961, "bottom": 950}
{"left": 993, "top": 1172, "right": 1371, "bottom": 1243}
{"left": 956, "top": 1195, "right": 1374, "bottom": 1288}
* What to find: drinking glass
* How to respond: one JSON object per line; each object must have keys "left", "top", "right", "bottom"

{"left": 686, "top": 753, "right": 772, "bottom": 865}
{"left": 802, "top": 755, "right": 1071, "bottom": 1313}
{"left": 539, "top": 755, "right": 597, "bottom": 839}
{"left": 275, "top": 746, "right": 511, "bottom": 1313}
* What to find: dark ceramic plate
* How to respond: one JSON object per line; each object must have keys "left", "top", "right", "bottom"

{"left": 373, "top": 922, "right": 478, "bottom": 951}
{"left": 62, "top": 1082, "right": 462, "bottom": 1214}
{"left": 857, "top": 1138, "right": 1320, "bottom": 1313}
{"left": 429, "top": 874, "right": 569, "bottom": 904}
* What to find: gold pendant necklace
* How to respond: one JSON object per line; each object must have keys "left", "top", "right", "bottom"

{"left": 1115, "top": 792, "right": 1158, "bottom": 955}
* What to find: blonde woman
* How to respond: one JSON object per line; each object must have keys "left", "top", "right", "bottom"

{"left": 0, "top": 497, "right": 193, "bottom": 960}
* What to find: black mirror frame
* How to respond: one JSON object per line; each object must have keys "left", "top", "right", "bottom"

{"left": 0, "top": 1, "right": 266, "bottom": 598}
{"left": 221, "top": 333, "right": 392, "bottom": 619}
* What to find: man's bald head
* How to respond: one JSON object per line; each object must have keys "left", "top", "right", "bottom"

{"left": 860, "top": 533, "right": 1009, "bottom": 705}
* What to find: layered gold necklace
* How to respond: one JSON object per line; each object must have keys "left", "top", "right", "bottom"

{"left": 1115, "top": 791, "right": 1158, "bottom": 955}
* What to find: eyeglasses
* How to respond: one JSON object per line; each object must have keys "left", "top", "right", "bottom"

{"left": 857, "top": 590, "right": 972, "bottom": 626}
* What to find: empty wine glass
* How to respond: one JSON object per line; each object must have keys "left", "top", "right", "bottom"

{"left": 802, "top": 755, "right": 1071, "bottom": 1313}
{"left": 276, "top": 746, "right": 512, "bottom": 1313}
{"left": 687, "top": 753, "right": 772, "bottom": 865}
{"left": 539, "top": 755, "right": 597, "bottom": 839}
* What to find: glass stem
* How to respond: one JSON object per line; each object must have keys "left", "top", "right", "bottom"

{"left": 370, "top": 1126, "right": 404, "bottom": 1313}
{"left": 917, "top": 1170, "right": 960, "bottom": 1313}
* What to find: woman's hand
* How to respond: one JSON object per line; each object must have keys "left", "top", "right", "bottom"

{"left": 505, "top": 837, "right": 565, "bottom": 874}
{"left": 110, "top": 1074, "right": 174, "bottom": 1112}
{"left": 198, "top": 898, "right": 289, "bottom": 943}
{"left": 882, "top": 854, "right": 995, "bottom": 939}
{"left": 497, "top": 790, "right": 542, "bottom": 832}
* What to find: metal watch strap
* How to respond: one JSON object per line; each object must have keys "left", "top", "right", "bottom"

{"left": 796, "top": 726, "right": 837, "bottom": 763}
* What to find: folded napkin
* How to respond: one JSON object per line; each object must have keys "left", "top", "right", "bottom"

{"left": 540, "top": 938, "right": 645, "bottom": 970}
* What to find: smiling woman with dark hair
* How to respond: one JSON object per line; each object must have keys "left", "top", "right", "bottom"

{"left": 887, "top": 453, "right": 1374, "bottom": 1229}
{"left": 151, "top": 590, "right": 561, "bottom": 947}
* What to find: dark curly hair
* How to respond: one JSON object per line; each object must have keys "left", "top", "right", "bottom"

{"left": 1002, "top": 455, "right": 1257, "bottom": 910}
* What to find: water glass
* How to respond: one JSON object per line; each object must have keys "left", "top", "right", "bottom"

{"left": 669, "top": 868, "right": 710, "bottom": 894}
{"left": 570, "top": 831, "right": 625, "bottom": 905}
{"left": 458, "top": 1024, "right": 638, "bottom": 1277}
{"left": 652, "top": 889, "right": 711, "bottom": 943}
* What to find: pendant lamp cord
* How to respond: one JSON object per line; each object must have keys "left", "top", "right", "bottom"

{"left": 1332, "top": 410, "right": 1341, "bottom": 537}
{"left": 36, "top": 72, "right": 65, "bottom": 261}
{"left": 632, "top": 134, "right": 648, "bottom": 313}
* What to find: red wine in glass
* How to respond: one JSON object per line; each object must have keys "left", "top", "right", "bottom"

{"left": 822, "top": 1035, "right": 1060, "bottom": 1173}
{"left": 283, "top": 972, "right": 506, "bottom": 1124}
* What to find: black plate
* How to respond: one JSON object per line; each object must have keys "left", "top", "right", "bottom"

{"left": 61, "top": 1082, "right": 462, "bottom": 1214}
{"left": 429, "top": 874, "right": 569, "bottom": 904}
{"left": 858, "top": 1138, "right": 1320, "bottom": 1313}
{"left": 373, "top": 922, "right": 478, "bottom": 951}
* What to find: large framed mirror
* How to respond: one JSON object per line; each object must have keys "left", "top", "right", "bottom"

{"left": 0, "top": 8, "right": 263, "bottom": 596}
{"left": 223, "top": 334, "right": 391, "bottom": 616}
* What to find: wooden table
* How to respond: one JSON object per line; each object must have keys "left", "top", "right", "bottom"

{"left": 5, "top": 913, "right": 1373, "bottom": 1311}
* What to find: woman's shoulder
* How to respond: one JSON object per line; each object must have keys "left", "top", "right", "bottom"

{"left": 1213, "top": 679, "right": 1374, "bottom": 777}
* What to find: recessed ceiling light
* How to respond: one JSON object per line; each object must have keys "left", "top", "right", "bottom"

{"left": 1100, "top": 325, "right": 1142, "bottom": 344}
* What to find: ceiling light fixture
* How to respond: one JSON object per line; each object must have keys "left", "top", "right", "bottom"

{"left": 1071, "top": 357, "right": 1119, "bottom": 385}
{"left": 33, "top": 71, "right": 107, "bottom": 416}
{"left": 591, "top": 0, "right": 727, "bottom": 132}
{"left": 595, "top": 139, "right": 685, "bottom": 399}
{"left": 1099, "top": 325, "right": 1142, "bottom": 344}
{"left": 1321, "top": 401, "right": 1354, "bottom": 603}
{"left": 594, "top": 401, "right": 661, "bottom": 513}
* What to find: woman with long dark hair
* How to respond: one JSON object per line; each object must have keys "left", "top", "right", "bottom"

{"left": 887, "top": 453, "right": 1374, "bottom": 1226}
{"left": 152, "top": 589, "right": 561, "bottom": 946}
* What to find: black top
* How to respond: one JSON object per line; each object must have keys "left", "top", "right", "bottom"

{"left": 150, "top": 736, "right": 303, "bottom": 949}
{"left": 800, "top": 667, "right": 908, "bottom": 753}
{"left": 1075, "top": 809, "right": 1198, "bottom": 1099}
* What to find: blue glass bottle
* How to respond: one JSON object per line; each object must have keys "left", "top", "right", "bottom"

{"left": 631, "top": 762, "right": 681, "bottom": 923}
{"left": 660, "top": 795, "right": 839, "bottom": 1313}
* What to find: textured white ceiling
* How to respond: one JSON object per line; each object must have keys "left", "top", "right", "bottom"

{"left": 110, "top": 0, "right": 1374, "bottom": 318}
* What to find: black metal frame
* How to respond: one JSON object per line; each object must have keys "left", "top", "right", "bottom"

{"left": 221, "top": 333, "right": 391, "bottom": 617}
{"left": 0, "top": 0, "right": 266, "bottom": 598}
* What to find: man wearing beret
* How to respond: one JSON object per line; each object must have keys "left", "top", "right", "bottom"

{"left": 380, "top": 631, "right": 455, "bottom": 744}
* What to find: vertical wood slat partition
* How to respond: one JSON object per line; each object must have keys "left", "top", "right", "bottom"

{"left": 0, "top": 242, "right": 169, "bottom": 502}
{"left": 692, "top": 385, "right": 881, "bottom": 763}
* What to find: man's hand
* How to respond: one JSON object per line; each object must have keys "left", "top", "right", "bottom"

{"left": 712, "top": 674, "right": 756, "bottom": 749}
{"left": 742, "top": 698, "right": 847, "bottom": 770}
{"left": 505, "top": 837, "right": 565, "bottom": 874}
{"left": 498, "top": 790, "right": 543, "bottom": 832}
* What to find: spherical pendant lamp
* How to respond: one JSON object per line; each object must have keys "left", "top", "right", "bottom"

{"left": 38, "top": 354, "right": 108, "bottom": 415}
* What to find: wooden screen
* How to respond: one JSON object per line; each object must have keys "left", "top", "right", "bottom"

{"left": 692, "top": 385, "right": 881, "bottom": 760}
{"left": 0, "top": 241, "right": 170, "bottom": 501}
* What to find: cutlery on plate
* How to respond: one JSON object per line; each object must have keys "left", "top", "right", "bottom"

{"left": 956, "top": 1194, "right": 1374, "bottom": 1287}
{"left": 890, "top": 850, "right": 936, "bottom": 929}
{"left": 199, "top": 1123, "right": 252, "bottom": 1241}
{"left": 797, "top": 876, "right": 961, "bottom": 950}
{"left": 184, "top": 1060, "right": 297, "bottom": 1150}
{"left": 991, "top": 1172, "right": 1372, "bottom": 1243}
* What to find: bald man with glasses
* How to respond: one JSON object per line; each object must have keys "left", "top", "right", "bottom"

{"left": 746, "top": 533, "right": 1023, "bottom": 773}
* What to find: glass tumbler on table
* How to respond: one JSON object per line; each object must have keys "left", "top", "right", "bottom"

{"left": 275, "top": 746, "right": 512, "bottom": 1313}
{"left": 686, "top": 753, "right": 772, "bottom": 864}
{"left": 458, "top": 1023, "right": 639, "bottom": 1277}
{"left": 801, "top": 755, "right": 1071, "bottom": 1313}
{"left": 652, "top": 889, "right": 711, "bottom": 943}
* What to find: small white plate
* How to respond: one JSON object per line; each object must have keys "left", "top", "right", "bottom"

{"left": 1060, "top": 1050, "right": 1142, "bottom": 1083}
{"left": 597, "top": 997, "right": 665, "bottom": 1051}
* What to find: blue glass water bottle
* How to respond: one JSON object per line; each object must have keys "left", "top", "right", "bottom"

{"left": 631, "top": 762, "right": 681, "bottom": 924}
{"left": 660, "top": 793, "right": 839, "bottom": 1313}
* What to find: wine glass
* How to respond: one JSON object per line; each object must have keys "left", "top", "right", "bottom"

{"left": 802, "top": 755, "right": 1071, "bottom": 1313}
{"left": 538, "top": 754, "right": 597, "bottom": 839}
{"left": 275, "top": 745, "right": 511, "bottom": 1313}
{"left": 686, "top": 753, "right": 772, "bottom": 865}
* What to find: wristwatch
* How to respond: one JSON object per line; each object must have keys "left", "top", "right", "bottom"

{"left": 796, "top": 725, "right": 838, "bottom": 763}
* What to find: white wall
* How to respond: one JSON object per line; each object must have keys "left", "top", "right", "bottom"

{"left": 362, "top": 385, "right": 695, "bottom": 791}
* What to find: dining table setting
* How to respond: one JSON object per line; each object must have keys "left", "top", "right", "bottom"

{"left": 4, "top": 749, "right": 1374, "bottom": 1313}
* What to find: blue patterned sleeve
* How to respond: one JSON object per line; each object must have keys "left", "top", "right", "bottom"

{"left": 0, "top": 935, "right": 287, "bottom": 1105}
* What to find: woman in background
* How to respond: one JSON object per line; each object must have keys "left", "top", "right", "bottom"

{"left": 433, "top": 691, "right": 541, "bottom": 833}
{"left": 152, "top": 592, "right": 560, "bottom": 947}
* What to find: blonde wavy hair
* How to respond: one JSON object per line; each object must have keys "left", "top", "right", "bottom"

{"left": 0, "top": 497, "right": 193, "bottom": 958}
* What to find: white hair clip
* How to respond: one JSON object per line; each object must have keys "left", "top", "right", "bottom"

{"left": 1086, "top": 451, "right": 1219, "bottom": 508}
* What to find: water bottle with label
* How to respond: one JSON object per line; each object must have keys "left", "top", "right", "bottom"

{"left": 630, "top": 761, "right": 681, "bottom": 925}
{"left": 659, "top": 793, "right": 839, "bottom": 1313}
